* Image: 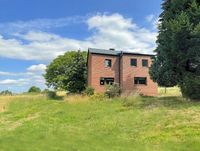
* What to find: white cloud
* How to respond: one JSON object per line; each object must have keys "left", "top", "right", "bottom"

{"left": 0, "top": 71, "right": 15, "bottom": 76}
{"left": 0, "top": 64, "right": 46, "bottom": 92}
{"left": 0, "top": 71, "right": 24, "bottom": 76}
{"left": 14, "top": 31, "right": 60, "bottom": 42}
{"left": 0, "top": 79, "right": 28, "bottom": 86}
{"left": 0, "top": 13, "right": 157, "bottom": 61}
{"left": 87, "top": 13, "right": 157, "bottom": 52}
{"left": 0, "top": 16, "right": 85, "bottom": 34}
{"left": 27, "top": 64, "right": 47, "bottom": 73}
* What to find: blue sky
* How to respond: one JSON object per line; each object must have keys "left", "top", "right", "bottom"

{"left": 0, "top": 0, "right": 162, "bottom": 93}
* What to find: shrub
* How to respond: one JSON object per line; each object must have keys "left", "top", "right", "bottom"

{"left": 122, "top": 95, "right": 144, "bottom": 107}
{"left": 0, "top": 90, "right": 12, "bottom": 96}
{"left": 47, "top": 91, "right": 56, "bottom": 99}
{"left": 90, "top": 93, "right": 105, "bottom": 101}
{"left": 180, "top": 75, "right": 200, "bottom": 100}
{"left": 84, "top": 87, "right": 94, "bottom": 96}
{"left": 46, "top": 91, "right": 64, "bottom": 100}
{"left": 28, "top": 86, "right": 41, "bottom": 93}
{"left": 104, "top": 83, "right": 120, "bottom": 98}
{"left": 42, "top": 89, "right": 50, "bottom": 94}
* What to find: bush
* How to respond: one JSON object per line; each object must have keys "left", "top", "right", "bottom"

{"left": 47, "top": 91, "right": 57, "bottom": 99}
{"left": 0, "top": 90, "right": 12, "bottom": 96}
{"left": 47, "top": 91, "right": 63, "bottom": 100}
{"left": 180, "top": 75, "right": 200, "bottom": 100}
{"left": 90, "top": 93, "right": 105, "bottom": 101}
{"left": 122, "top": 95, "right": 144, "bottom": 107}
{"left": 42, "top": 89, "right": 50, "bottom": 94}
{"left": 104, "top": 83, "right": 120, "bottom": 98}
{"left": 28, "top": 86, "right": 41, "bottom": 93}
{"left": 84, "top": 87, "right": 94, "bottom": 96}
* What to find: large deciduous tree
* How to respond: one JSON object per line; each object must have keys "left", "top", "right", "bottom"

{"left": 150, "top": 0, "right": 200, "bottom": 100}
{"left": 44, "top": 51, "right": 87, "bottom": 93}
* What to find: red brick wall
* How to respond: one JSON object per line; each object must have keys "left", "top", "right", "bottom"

{"left": 87, "top": 53, "right": 158, "bottom": 96}
{"left": 88, "top": 53, "right": 119, "bottom": 92}
{"left": 120, "top": 54, "right": 158, "bottom": 96}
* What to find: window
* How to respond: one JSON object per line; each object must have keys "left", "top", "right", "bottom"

{"left": 105, "top": 59, "right": 112, "bottom": 67}
{"left": 130, "top": 59, "right": 137, "bottom": 66}
{"left": 134, "top": 77, "right": 147, "bottom": 85}
{"left": 142, "top": 59, "right": 148, "bottom": 67}
{"left": 100, "top": 77, "right": 114, "bottom": 85}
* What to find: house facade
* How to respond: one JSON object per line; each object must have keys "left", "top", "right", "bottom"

{"left": 87, "top": 48, "right": 158, "bottom": 96}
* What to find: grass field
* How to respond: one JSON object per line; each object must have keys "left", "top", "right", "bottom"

{"left": 0, "top": 88, "right": 200, "bottom": 151}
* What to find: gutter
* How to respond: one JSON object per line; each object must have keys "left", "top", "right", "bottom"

{"left": 119, "top": 51, "right": 123, "bottom": 93}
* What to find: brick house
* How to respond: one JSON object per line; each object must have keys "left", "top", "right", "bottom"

{"left": 87, "top": 48, "right": 158, "bottom": 96}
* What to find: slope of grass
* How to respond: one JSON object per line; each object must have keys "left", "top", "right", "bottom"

{"left": 0, "top": 90, "right": 200, "bottom": 151}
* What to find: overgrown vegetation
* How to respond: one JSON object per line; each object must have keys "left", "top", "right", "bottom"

{"left": 84, "top": 87, "right": 94, "bottom": 96}
{"left": 104, "top": 83, "right": 121, "bottom": 98}
{"left": 0, "top": 88, "right": 200, "bottom": 151}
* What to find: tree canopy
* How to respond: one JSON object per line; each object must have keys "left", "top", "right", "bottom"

{"left": 150, "top": 0, "right": 200, "bottom": 100}
{"left": 28, "top": 86, "right": 41, "bottom": 93}
{"left": 0, "top": 90, "right": 12, "bottom": 96}
{"left": 44, "top": 51, "right": 87, "bottom": 93}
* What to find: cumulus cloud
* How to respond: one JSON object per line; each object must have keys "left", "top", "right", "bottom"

{"left": 27, "top": 64, "right": 47, "bottom": 73}
{"left": 0, "top": 64, "right": 46, "bottom": 92}
{"left": 0, "top": 13, "right": 157, "bottom": 61}
{"left": 0, "top": 79, "right": 28, "bottom": 86}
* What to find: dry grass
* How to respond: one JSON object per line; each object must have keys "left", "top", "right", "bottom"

{"left": 0, "top": 94, "right": 46, "bottom": 112}
{"left": 0, "top": 96, "right": 14, "bottom": 112}
{"left": 64, "top": 94, "right": 89, "bottom": 103}
{"left": 158, "top": 87, "right": 182, "bottom": 97}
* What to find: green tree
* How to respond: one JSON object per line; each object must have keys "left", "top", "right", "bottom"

{"left": 0, "top": 90, "right": 12, "bottom": 96}
{"left": 44, "top": 51, "right": 87, "bottom": 93}
{"left": 28, "top": 86, "right": 41, "bottom": 93}
{"left": 150, "top": 0, "right": 200, "bottom": 100}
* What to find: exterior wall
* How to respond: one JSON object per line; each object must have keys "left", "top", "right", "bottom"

{"left": 120, "top": 54, "right": 158, "bottom": 96}
{"left": 88, "top": 52, "right": 158, "bottom": 96}
{"left": 88, "top": 53, "right": 119, "bottom": 93}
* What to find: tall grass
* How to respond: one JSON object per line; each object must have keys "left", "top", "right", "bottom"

{"left": 1, "top": 87, "right": 200, "bottom": 151}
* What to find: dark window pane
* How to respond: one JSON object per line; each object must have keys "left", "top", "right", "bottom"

{"left": 100, "top": 78, "right": 105, "bottom": 85}
{"left": 142, "top": 59, "right": 148, "bottom": 67}
{"left": 134, "top": 77, "right": 147, "bottom": 85}
{"left": 131, "top": 59, "right": 137, "bottom": 66}
{"left": 100, "top": 77, "right": 114, "bottom": 85}
{"left": 105, "top": 59, "right": 112, "bottom": 67}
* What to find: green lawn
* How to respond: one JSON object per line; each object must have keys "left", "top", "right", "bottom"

{"left": 0, "top": 89, "right": 200, "bottom": 151}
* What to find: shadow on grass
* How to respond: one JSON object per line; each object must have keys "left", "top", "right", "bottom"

{"left": 140, "top": 96, "right": 200, "bottom": 109}
{"left": 123, "top": 96, "right": 200, "bottom": 110}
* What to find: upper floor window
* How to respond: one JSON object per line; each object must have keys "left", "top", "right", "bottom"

{"left": 134, "top": 77, "right": 147, "bottom": 85}
{"left": 105, "top": 59, "right": 112, "bottom": 67}
{"left": 142, "top": 59, "right": 148, "bottom": 67}
{"left": 131, "top": 59, "right": 137, "bottom": 66}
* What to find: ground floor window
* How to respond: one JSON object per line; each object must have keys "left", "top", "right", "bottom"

{"left": 134, "top": 77, "right": 147, "bottom": 85}
{"left": 100, "top": 77, "right": 114, "bottom": 85}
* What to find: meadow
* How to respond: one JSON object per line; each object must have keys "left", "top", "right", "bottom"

{"left": 0, "top": 87, "right": 200, "bottom": 151}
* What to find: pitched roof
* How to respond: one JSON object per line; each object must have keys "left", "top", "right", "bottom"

{"left": 88, "top": 48, "right": 155, "bottom": 56}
